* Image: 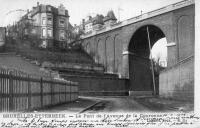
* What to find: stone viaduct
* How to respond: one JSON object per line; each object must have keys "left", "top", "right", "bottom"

{"left": 78, "top": 0, "right": 194, "bottom": 101}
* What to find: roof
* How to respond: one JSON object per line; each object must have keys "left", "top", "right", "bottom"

{"left": 92, "top": 14, "right": 104, "bottom": 25}
{"left": 85, "top": 16, "right": 93, "bottom": 24}
{"left": 68, "top": 22, "right": 73, "bottom": 29}
{"left": 30, "top": 4, "right": 69, "bottom": 17}
{"left": 103, "top": 10, "right": 117, "bottom": 22}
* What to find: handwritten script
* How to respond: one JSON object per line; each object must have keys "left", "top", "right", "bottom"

{"left": 1, "top": 113, "right": 200, "bottom": 128}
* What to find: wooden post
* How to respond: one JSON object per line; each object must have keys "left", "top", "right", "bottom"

{"left": 9, "top": 71, "right": 13, "bottom": 111}
{"left": 50, "top": 80, "right": 53, "bottom": 106}
{"left": 0, "top": 70, "right": 2, "bottom": 112}
{"left": 28, "top": 75, "right": 31, "bottom": 110}
{"left": 65, "top": 83, "right": 67, "bottom": 102}
{"left": 40, "top": 78, "right": 43, "bottom": 108}
{"left": 70, "top": 82, "right": 71, "bottom": 102}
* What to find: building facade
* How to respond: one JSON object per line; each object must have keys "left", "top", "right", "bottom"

{"left": 79, "top": 10, "right": 117, "bottom": 35}
{"left": 7, "top": 2, "right": 70, "bottom": 49}
{"left": 30, "top": 3, "right": 69, "bottom": 48}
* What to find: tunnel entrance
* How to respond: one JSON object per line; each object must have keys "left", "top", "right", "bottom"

{"left": 128, "top": 25, "right": 167, "bottom": 95}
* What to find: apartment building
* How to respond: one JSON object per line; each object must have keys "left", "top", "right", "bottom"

{"left": 82, "top": 10, "right": 117, "bottom": 34}
{"left": 14, "top": 2, "right": 70, "bottom": 48}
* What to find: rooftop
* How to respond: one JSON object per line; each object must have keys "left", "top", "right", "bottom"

{"left": 103, "top": 10, "right": 117, "bottom": 22}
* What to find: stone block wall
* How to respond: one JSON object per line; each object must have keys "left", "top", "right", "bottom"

{"left": 159, "top": 56, "right": 194, "bottom": 102}
{"left": 62, "top": 74, "right": 129, "bottom": 96}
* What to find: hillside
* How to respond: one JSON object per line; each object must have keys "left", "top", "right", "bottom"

{"left": 1, "top": 39, "right": 105, "bottom": 75}
{"left": 0, "top": 53, "right": 51, "bottom": 77}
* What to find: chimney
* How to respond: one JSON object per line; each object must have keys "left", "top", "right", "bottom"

{"left": 82, "top": 19, "right": 85, "bottom": 24}
{"left": 82, "top": 19, "right": 85, "bottom": 30}
{"left": 37, "top": 2, "right": 39, "bottom": 6}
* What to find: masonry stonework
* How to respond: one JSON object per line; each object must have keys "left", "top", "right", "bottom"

{"left": 80, "top": 2, "right": 194, "bottom": 99}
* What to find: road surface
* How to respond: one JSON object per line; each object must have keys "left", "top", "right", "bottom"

{"left": 40, "top": 96, "right": 153, "bottom": 113}
{"left": 81, "top": 96, "right": 151, "bottom": 113}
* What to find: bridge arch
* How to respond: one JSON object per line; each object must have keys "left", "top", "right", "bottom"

{"left": 177, "top": 15, "right": 193, "bottom": 61}
{"left": 128, "top": 24, "right": 167, "bottom": 95}
{"left": 96, "top": 39, "right": 105, "bottom": 64}
{"left": 114, "top": 34, "right": 122, "bottom": 74}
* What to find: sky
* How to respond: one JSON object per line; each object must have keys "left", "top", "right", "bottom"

{"left": 0, "top": 0, "right": 182, "bottom": 26}
{"left": 151, "top": 38, "right": 167, "bottom": 66}
{"left": 0, "top": 0, "right": 183, "bottom": 64}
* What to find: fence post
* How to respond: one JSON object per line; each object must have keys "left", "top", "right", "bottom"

{"left": 50, "top": 80, "right": 53, "bottom": 106}
{"left": 65, "top": 83, "right": 66, "bottom": 102}
{"left": 70, "top": 81, "right": 71, "bottom": 102}
{"left": 40, "top": 77, "right": 43, "bottom": 108}
{"left": 9, "top": 71, "right": 13, "bottom": 111}
{"left": 0, "top": 70, "right": 2, "bottom": 112}
{"left": 28, "top": 75, "right": 31, "bottom": 110}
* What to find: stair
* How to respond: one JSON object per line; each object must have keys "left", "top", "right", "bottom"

{"left": 3, "top": 45, "right": 129, "bottom": 96}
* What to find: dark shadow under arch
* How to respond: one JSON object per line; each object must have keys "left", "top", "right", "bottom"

{"left": 128, "top": 25, "right": 166, "bottom": 95}
{"left": 129, "top": 25, "right": 165, "bottom": 58}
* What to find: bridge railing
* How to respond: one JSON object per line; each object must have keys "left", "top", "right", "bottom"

{"left": 0, "top": 66, "right": 78, "bottom": 112}
{"left": 81, "top": 0, "right": 194, "bottom": 39}
{"left": 126, "top": 0, "right": 194, "bottom": 25}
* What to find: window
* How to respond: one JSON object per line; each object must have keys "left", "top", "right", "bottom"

{"left": 41, "top": 40, "right": 47, "bottom": 48}
{"left": 59, "top": 19, "right": 65, "bottom": 27}
{"left": 47, "top": 29, "right": 52, "bottom": 37}
{"left": 42, "top": 18, "right": 46, "bottom": 25}
{"left": 42, "top": 28, "right": 46, "bottom": 37}
{"left": 47, "top": 17, "right": 52, "bottom": 25}
{"left": 47, "top": 7, "right": 51, "bottom": 11}
{"left": 59, "top": 30, "right": 65, "bottom": 40}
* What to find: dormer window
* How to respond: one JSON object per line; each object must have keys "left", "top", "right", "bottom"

{"left": 58, "top": 4, "right": 65, "bottom": 15}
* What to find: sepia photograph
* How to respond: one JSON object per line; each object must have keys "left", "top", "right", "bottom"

{"left": 0, "top": 0, "right": 198, "bottom": 127}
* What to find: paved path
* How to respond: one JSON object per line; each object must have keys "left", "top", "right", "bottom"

{"left": 82, "top": 96, "right": 151, "bottom": 113}
{"left": 37, "top": 97, "right": 99, "bottom": 113}
{"left": 35, "top": 96, "right": 193, "bottom": 113}
{"left": 39, "top": 96, "right": 151, "bottom": 113}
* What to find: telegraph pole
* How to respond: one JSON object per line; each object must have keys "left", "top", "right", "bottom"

{"left": 146, "top": 26, "right": 156, "bottom": 95}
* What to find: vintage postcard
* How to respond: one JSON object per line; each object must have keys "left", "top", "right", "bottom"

{"left": 0, "top": 0, "right": 199, "bottom": 127}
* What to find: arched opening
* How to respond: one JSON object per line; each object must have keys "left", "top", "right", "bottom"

{"left": 105, "top": 36, "right": 114, "bottom": 73}
{"left": 151, "top": 38, "right": 167, "bottom": 67}
{"left": 97, "top": 39, "right": 105, "bottom": 64}
{"left": 128, "top": 25, "right": 167, "bottom": 95}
